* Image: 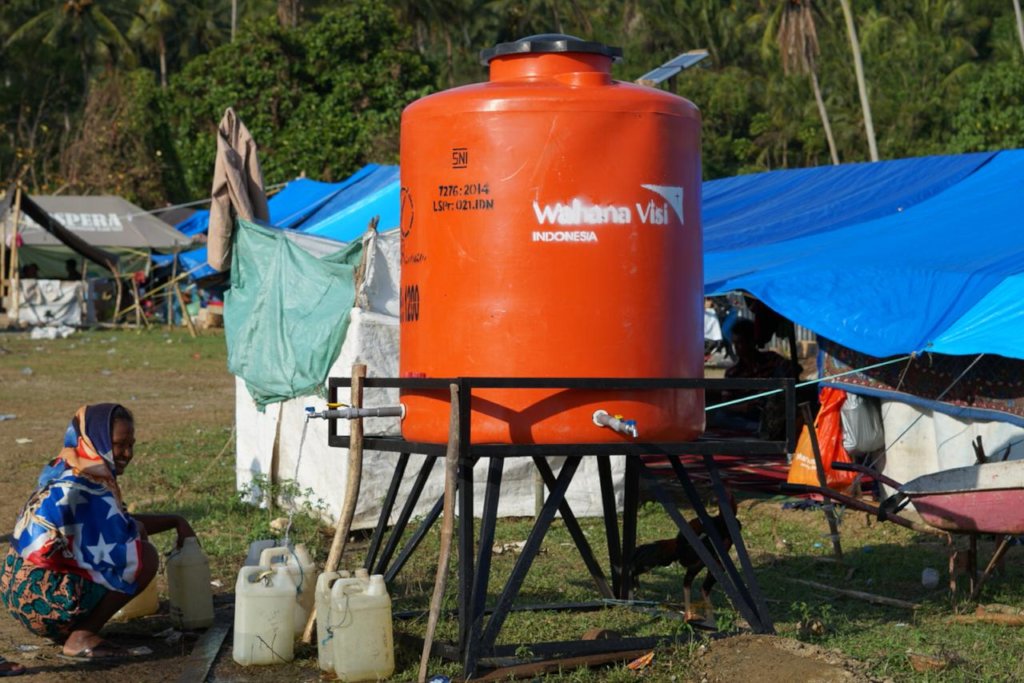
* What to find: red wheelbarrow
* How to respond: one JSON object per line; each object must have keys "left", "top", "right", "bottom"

{"left": 782, "top": 454, "right": 1024, "bottom": 600}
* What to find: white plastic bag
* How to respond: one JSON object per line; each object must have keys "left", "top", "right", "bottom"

{"left": 841, "top": 393, "right": 884, "bottom": 455}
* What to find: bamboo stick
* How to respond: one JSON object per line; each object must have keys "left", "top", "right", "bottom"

{"left": 9, "top": 186, "right": 22, "bottom": 321}
{"left": 787, "top": 577, "right": 919, "bottom": 610}
{"left": 1, "top": 192, "right": 7, "bottom": 310}
{"left": 418, "top": 383, "right": 460, "bottom": 683}
{"left": 301, "top": 364, "right": 367, "bottom": 643}
{"left": 173, "top": 280, "right": 197, "bottom": 337}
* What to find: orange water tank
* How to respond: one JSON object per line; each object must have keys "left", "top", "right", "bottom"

{"left": 399, "top": 34, "right": 704, "bottom": 444}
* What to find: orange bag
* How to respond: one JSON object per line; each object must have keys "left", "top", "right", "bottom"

{"left": 786, "top": 387, "right": 858, "bottom": 490}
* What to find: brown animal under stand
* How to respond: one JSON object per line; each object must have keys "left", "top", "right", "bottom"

{"left": 631, "top": 494, "right": 741, "bottom": 622}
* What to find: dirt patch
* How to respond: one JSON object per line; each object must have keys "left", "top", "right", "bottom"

{"left": 694, "top": 634, "right": 889, "bottom": 683}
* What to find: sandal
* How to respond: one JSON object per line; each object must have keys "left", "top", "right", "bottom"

{"left": 0, "top": 657, "right": 25, "bottom": 677}
{"left": 58, "top": 640, "right": 140, "bottom": 663}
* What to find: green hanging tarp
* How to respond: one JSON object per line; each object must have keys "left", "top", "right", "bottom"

{"left": 225, "top": 219, "right": 363, "bottom": 408}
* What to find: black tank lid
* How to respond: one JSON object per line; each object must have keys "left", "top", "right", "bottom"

{"left": 480, "top": 33, "right": 623, "bottom": 65}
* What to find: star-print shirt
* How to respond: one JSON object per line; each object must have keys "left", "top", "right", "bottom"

{"left": 10, "top": 406, "right": 142, "bottom": 594}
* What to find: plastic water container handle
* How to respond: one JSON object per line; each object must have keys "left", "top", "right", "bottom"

{"left": 259, "top": 546, "right": 290, "bottom": 568}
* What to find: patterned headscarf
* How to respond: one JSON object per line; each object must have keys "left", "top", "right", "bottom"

{"left": 38, "top": 404, "right": 130, "bottom": 491}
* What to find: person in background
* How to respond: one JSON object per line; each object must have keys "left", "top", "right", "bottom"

{"left": 709, "top": 318, "right": 802, "bottom": 440}
{"left": 0, "top": 404, "right": 198, "bottom": 661}
{"left": 65, "top": 259, "right": 82, "bottom": 281}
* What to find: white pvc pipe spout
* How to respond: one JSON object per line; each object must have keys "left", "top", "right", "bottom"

{"left": 305, "top": 405, "right": 406, "bottom": 421}
{"left": 592, "top": 409, "right": 638, "bottom": 438}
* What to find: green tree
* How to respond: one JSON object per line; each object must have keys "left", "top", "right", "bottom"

{"left": 60, "top": 69, "right": 186, "bottom": 205}
{"left": 166, "top": 1, "right": 434, "bottom": 199}
{"left": 951, "top": 60, "right": 1024, "bottom": 150}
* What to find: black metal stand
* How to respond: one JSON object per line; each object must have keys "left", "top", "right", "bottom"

{"left": 327, "top": 376, "right": 795, "bottom": 679}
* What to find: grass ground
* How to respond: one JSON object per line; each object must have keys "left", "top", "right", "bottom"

{"left": 1, "top": 329, "right": 1023, "bottom": 681}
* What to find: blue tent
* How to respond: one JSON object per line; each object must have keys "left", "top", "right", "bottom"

{"left": 703, "top": 149, "right": 1024, "bottom": 360}
{"left": 160, "top": 175, "right": 361, "bottom": 277}
{"left": 297, "top": 165, "right": 399, "bottom": 242}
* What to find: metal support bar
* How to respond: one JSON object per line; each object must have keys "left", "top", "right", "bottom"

{"left": 373, "top": 454, "right": 438, "bottom": 575}
{"left": 364, "top": 452, "right": 410, "bottom": 572}
{"left": 784, "top": 378, "right": 797, "bottom": 452}
{"left": 639, "top": 455, "right": 765, "bottom": 633}
{"left": 477, "top": 456, "right": 583, "bottom": 661}
{"left": 655, "top": 453, "right": 760, "bottom": 619}
{"left": 533, "top": 456, "right": 614, "bottom": 599}
{"left": 701, "top": 451, "right": 774, "bottom": 631}
{"left": 802, "top": 403, "right": 844, "bottom": 562}
{"left": 465, "top": 457, "right": 504, "bottom": 675}
{"left": 620, "top": 457, "right": 640, "bottom": 599}
{"left": 597, "top": 455, "right": 623, "bottom": 597}
{"left": 386, "top": 493, "right": 445, "bottom": 586}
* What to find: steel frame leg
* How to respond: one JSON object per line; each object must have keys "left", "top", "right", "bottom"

{"left": 364, "top": 452, "right": 410, "bottom": 571}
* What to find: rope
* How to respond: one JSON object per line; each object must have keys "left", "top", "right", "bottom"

{"left": 866, "top": 353, "right": 987, "bottom": 470}
{"left": 120, "top": 181, "right": 289, "bottom": 219}
{"left": 704, "top": 354, "right": 914, "bottom": 413}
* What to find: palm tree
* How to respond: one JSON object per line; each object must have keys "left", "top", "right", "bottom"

{"left": 1014, "top": 0, "right": 1024, "bottom": 59}
{"left": 838, "top": 0, "right": 878, "bottom": 161}
{"left": 5, "top": 1, "right": 136, "bottom": 91}
{"left": 129, "top": 0, "right": 175, "bottom": 88}
{"left": 776, "top": 0, "right": 839, "bottom": 165}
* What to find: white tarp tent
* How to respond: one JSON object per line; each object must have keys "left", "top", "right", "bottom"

{"left": 877, "top": 400, "right": 1024, "bottom": 499}
{"left": 235, "top": 228, "right": 625, "bottom": 528}
{"left": 15, "top": 279, "right": 86, "bottom": 327}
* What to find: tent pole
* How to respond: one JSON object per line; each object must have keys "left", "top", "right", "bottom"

{"left": 167, "top": 247, "right": 178, "bottom": 329}
{"left": 130, "top": 275, "right": 150, "bottom": 329}
{"left": 174, "top": 280, "right": 198, "bottom": 338}
{"left": 112, "top": 269, "right": 124, "bottom": 326}
{"left": 0, "top": 199, "right": 6, "bottom": 313}
{"left": 10, "top": 185, "right": 22, "bottom": 323}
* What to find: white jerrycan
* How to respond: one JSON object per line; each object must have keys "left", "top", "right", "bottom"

{"left": 316, "top": 570, "right": 366, "bottom": 672}
{"left": 233, "top": 565, "right": 296, "bottom": 665}
{"left": 330, "top": 574, "right": 395, "bottom": 682}
{"left": 166, "top": 537, "right": 215, "bottom": 629}
{"left": 259, "top": 544, "right": 317, "bottom": 635}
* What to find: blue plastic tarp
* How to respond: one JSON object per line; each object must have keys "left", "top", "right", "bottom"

{"left": 704, "top": 149, "right": 1024, "bottom": 360}
{"left": 298, "top": 165, "right": 400, "bottom": 242}
{"left": 270, "top": 172, "right": 375, "bottom": 228}
{"left": 176, "top": 210, "right": 211, "bottom": 237}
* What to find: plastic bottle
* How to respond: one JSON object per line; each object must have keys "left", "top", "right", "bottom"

{"left": 233, "top": 565, "right": 296, "bottom": 665}
{"left": 166, "top": 537, "right": 214, "bottom": 629}
{"left": 316, "top": 570, "right": 363, "bottom": 672}
{"left": 258, "top": 544, "right": 317, "bottom": 635}
{"left": 112, "top": 577, "right": 159, "bottom": 621}
{"left": 330, "top": 574, "right": 395, "bottom": 681}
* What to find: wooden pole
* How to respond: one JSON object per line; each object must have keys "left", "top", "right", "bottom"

{"left": 9, "top": 185, "right": 22, "bottom": 322}
{"left": 418, "top": 382, "right": 460, "bottom": 683}
{"left": 130, "top": 276, "right": 149, "bottom": 329}
{"left": 167, "top": 248, "right": 178, "bottom": 329}
{"left": 301, "top": 363, "right": 367, "bottom": 644}
{"left": 112, "top": 268, "right": 124, "bottom": 326}
{"left": 173, "top": 280, "right": 198, "bottom": 338}
{"left": 801, "top": 403, "right": 843, "bottom": 562}
{"left": 1, "top": 192, "right": 7, "bottom": 310}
